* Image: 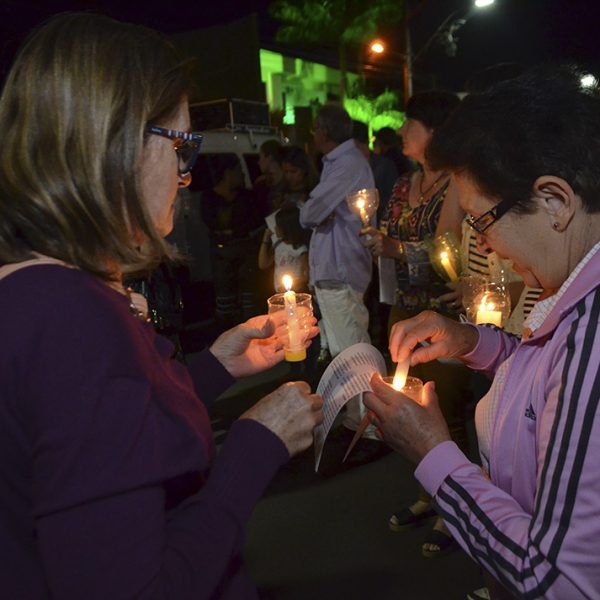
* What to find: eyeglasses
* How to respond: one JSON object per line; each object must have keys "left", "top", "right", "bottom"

{"left": 145, "top": 125, "right": 203, "bottom": 175}
{"left": 465, "top": 196, "right": 516, "bottom": 234}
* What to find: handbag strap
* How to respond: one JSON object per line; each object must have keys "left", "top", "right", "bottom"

{"left": 0, "top": 255, "right": 71, "bottom": 282}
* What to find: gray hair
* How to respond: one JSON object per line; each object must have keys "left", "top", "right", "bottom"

{"left": 315, "top": 104, "right": 353, "bottom": 144}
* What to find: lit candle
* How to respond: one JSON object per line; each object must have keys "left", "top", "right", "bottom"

{"left": 440, "top": 251, "right": 459, "bottom": 282}
{"left": 282, "top": 274, "right": 306, "bottom": 361}
{"left": 392, "top": 357, "right": 410, "bottom": 391}
{"left": 476, "top": 297, "right": 503, "bottom": 326}
{"left": 356, "top": 197, "right": 368, "bottom": 225}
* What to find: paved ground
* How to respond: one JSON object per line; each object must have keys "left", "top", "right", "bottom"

{"left": 207, "top": 362, "right": 486, "bottom": 600}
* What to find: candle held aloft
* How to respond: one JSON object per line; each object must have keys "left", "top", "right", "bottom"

{"left": 282, "top": 275, "right": 306, "bottom": 361}
{"left": 440, "top": 251, "right": 459, "bottom": 282}
{"left": 476, "top": 298, "right": 502, "bottom": 326}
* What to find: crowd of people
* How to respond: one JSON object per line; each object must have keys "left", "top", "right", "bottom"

{"left": 1, "top": 10, "right": 600, "bottom": 600}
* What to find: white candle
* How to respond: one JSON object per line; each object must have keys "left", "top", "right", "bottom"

{"left": 356, "top": 197, "right": 368, "bottom": 225}
{"left": 476, "top": 299, "right": 503, "bottom": 326}
{"left": 392, "top": 357, "right": 410, "bottom": 391}
{"left": 440, "top": 251, "right": 459, "bottom": 282}
{"left": 282, "top": 274, "right": 304, "bottom": 360}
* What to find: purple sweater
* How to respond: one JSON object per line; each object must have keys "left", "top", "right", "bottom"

{"left": 0, "top": 265, "right": 289, "bottom": 599}
{"left": 415, "top": 250, "right": 600, "bottom": 598}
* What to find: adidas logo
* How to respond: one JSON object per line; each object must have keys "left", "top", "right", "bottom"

{"left": 525, "top": 403, "right": 537, "bottom": 421}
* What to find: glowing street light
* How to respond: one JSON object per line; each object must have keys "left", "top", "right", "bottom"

{"left": 581, "top": 74, "right": 597, "bottom": 88}
{"left": 475, "top": 0, "right": 495, "bottom": 7}
{"left": 370, "top": 40, "right": 385, "bottom": 54}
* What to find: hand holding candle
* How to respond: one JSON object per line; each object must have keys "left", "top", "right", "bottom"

{"left": 343, "top": 356, "right": 419, "bottom": 462}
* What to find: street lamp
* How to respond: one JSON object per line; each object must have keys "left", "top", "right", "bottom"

{"left": 369, "top": 0, "right": 496, "bottom": 106}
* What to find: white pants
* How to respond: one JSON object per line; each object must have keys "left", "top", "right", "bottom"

{"left": 315, "top": 283, "right": 376, "bottom": 435}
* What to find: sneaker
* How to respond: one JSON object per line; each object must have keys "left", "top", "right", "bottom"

{"left": 466, "top": 588, "right": 490, "bottom": 600}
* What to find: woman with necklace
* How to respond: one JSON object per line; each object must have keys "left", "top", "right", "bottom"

{"left": 362, "top": 90, "right": 468, "bottom": 559}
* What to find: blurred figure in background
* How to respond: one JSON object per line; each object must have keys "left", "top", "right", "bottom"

{"left": 353, "top": 120, "right": 398, "bottom": 227}
{"left": 254, "top": 138, "right": 286, "bottom": 214}
{"left": 280, "top": 145, "right": 319, "bottom": 208}
{"left": 201, "top": 154, "right": 263, "bottom": 331}
{"left": 373, "top": 126, "right": 414, "bottom": 180}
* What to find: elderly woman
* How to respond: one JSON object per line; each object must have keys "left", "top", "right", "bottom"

{"left": 365, "top": 65, "right": 600, "bottom": 599}
{"left": 0, "top": 13, "right": 323, "bottom": 600}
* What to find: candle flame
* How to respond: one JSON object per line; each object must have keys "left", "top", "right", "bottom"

{"left": 356, "top": 198, "right": 365, "bottom": 210}
{"left": 392, "top": 358, "right": 410, "bottom": 391}
{"left": 440, "top": 251, "right": 449, "bottom": 260}
{"left": 282, "top": 274, "right": 293, "bottom": 291}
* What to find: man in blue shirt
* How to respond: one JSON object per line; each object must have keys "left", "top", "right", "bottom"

{"left": 300, "top": 105, "right": 376, "bottom": 437}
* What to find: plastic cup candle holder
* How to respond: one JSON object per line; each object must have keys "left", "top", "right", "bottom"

{"left": 346, "top": 188, "right": 379, "bottom": 239}
{"left": 428, "top": 231, "right": 462, "bottom": 283}
{"left": 267, "top": 276, "right": 313, "bottom": 362}
{"left": 382, "top": 375, "right": 424, "bottom": 402}
{"left": 473, "top": 288, "right": 510, "bottom": 327}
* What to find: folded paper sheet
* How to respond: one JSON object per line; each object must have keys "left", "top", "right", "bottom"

{"left": 314, "top": 343, "right": 386, "bottom": 471}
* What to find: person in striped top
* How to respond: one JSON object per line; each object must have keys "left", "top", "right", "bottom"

{"left": 364, "top": 65, "right": 600, "bottom": 599}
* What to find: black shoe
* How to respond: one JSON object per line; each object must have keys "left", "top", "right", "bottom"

{"left": 388, "top": 505, "right": 436, "bottom": 532}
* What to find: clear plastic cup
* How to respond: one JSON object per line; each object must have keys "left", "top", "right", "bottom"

{"left": 267, "top": 292, "right": 313, "bottom": 362}
{"left": 381, "top": 375, "right": 424, "bottom": 402}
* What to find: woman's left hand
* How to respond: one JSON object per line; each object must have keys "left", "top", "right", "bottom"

{"left": 363, "top": 373, "right": 451, "bottom": 464}
{"left": 436, "top": 280, "right": 463, "bottom": 311}
{"left": 210, "top": 313, "right": 318, "bottom": 378}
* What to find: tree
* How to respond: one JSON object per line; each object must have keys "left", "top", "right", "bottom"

{"left": 269, "top": 0, "right": 403, "bottom": 101}
{"left": 344, "top": 90, "right": 405, "bottom": 141}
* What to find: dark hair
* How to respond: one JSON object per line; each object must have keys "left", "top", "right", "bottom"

{"left": 427, "top": 64, "right": 600, "bottom": 214}
{"left": 260, "top": 139, "right": 282, "bottom": 160}
{"left": 374, "top": 126, "right": 400, "bottom": 147}
{"left": 352, "top": 120, "right": 369, "bottom": 145}
{"left": 206, "top": 153, "right": 240, "bottom": 184}
{"left": 279, "top": 145, "right": 319, "bottom": 190}
{"left": 315, "top": 104, "right": 353, "bottom": 144}
{"left": 275, "top": 203, "right": 310, "bottom": 248}
{"left": 406, "top": 90, "right": 460, "bottom": 130}
{"left": 0, "top": 12, "right": 194, "bottom": 279}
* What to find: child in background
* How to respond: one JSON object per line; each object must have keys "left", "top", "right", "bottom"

{"left": 259, "top": 203, "right": 310, "bottom": 293}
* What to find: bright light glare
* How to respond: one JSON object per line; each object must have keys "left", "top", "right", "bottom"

{"left": 581, "top": 74, "right": 597, "bottom": 88}
{"left": 474, "top": 0, "right": 495, "bottom": 7}
{"left": 370, "top": 41, "right": 385, "bottom": 54}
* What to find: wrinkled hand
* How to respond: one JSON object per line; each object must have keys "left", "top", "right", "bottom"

{"left": 359, "top": 227, "right": 401, "bottom": 259}
{"left": 389, "top": 310, "right": 479, "bottom": 366}
{"left": 241, "top": 381, "right": 324, "bottom": 456}
{"left": 210, "top": 313, "right": 318, "bottom": 378}
{"left": 363, "top": 374, "right": 450, "bottom": 464}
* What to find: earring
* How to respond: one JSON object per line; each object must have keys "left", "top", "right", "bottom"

{"left": 553, "top": 222, "right": 560, "bottom": 230}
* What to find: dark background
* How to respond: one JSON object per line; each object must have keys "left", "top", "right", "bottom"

{"left": 0, "top": 0, "right": 599, "bottom": 91}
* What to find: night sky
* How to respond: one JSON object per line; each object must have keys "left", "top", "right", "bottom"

{"left": 0, "top": 0, "right": 599, "bottom": 91}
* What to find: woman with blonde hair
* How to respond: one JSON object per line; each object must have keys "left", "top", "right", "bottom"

{"left": 0, "top": 13, "right": 322, "bottom": 599}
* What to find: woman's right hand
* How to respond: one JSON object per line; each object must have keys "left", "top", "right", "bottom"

{"left": 240, "top": 382, "right": 324, "bottom": 457}
{"left": 389, "top": 310, "right": 479, "bottom": 366}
